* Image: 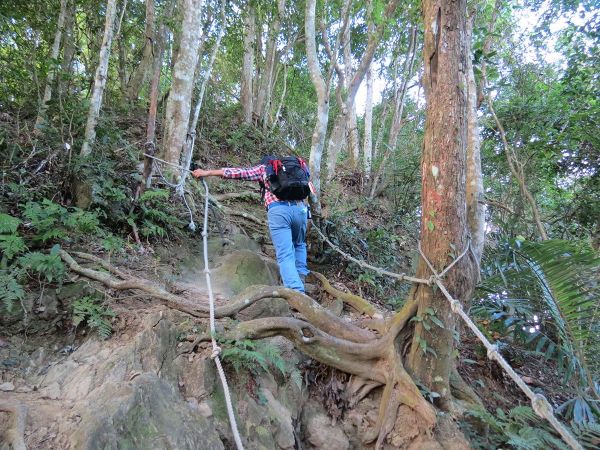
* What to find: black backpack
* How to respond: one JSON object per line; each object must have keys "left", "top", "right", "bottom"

{"left": 260, "top": 156, "right": 311, "bottom": 201}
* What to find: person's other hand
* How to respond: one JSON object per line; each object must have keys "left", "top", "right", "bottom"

{"left": 192, "top": 168, "right": 211, "bottom": 178}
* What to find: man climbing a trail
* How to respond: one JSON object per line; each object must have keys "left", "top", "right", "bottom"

{"left": 192, "top": 156, "right": 313, "bottom": 293}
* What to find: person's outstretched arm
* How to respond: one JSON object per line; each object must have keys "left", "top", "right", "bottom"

{"left": 192, "top": 168, "right": 224, "bottom": 178}
{"left": 193, "top": 165, "right": 265, "bottom": 181}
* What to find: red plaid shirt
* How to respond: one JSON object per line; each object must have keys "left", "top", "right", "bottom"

{"left": 222, "top": 165, "right": 280, "bottom": 208}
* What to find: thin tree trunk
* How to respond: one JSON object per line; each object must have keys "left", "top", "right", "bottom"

{"left": 326, "top": 0, "right": 401, "bottom": 182}
{"left": 407, "top": 0, "right": 476, "bottom": 408}
{"left": 127, "top": 0, "right": 156, "bottom": 103}
{"left": 305, "top": 0, "right": 329, "bottom": 214}
{"left": 324, "top": 0, "right": 351, "bottom": 181}
{"left": 117, "top": 37, "right": 128, "bottom": 95}
{"left": 348, "top": 105, "right": 360, "bottom": 168}
{"left": 80, "top": 0, "right": 118, "bottom": 157}
{"left": 115, "top": 0, "right": 129, "bottom": 95}
{"left": 363, "top": 64, "right": 374, "bottom": 181}
{"left": 344, "top": 20, "right": 359, "bottom": 168}
{"left": 161, "top": 0, "right": 204, "bottom": 165}
{"left": 466, "top": 12, "right": 485, "bottom": 263}
{"left": 59, "top": 0, "right": 75, "bottom": 97}
{"left": 271, "top": 64, "right": 288, "bottom": 129}
{"left": 362, "top": 0, "right": 376, "bottom": 180}
{"left": 372, "top": 97, "right": 390, "bottom": 161}
{"left": 476, "top": 0, "right": 501, "bottom": 108}
{"left": 35, "top": 0, "right": 68, "bottom": 132}
{"left": 241, "top": 5, "right": 256, "bottom": 125}
{"left": 487, "top": 95, "right": 549, "bottom": 240}
{"left": 255, "top": 0, "right": 284, "bottom": 127}
{"left": 369, "top": 27, "right": 417, "bottom": 199}
{"left": 141, "top": 2, "right": 169, "bottom": 193}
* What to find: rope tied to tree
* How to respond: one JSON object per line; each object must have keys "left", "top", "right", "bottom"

{"left": 144, "top": 153, "right": 196, "bottom": 231}
{"left": 314, "top": 224, "right": 584, "bottom": 450}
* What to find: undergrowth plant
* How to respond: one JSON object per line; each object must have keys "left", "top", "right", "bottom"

{"left": 136, "top": 188, "right": 186, "bottom": 240}
{"left": 220, "top": 338, "right": 302, "bottom": 389}
{"left": 22, "top": 199, "right": 101, "bottom": 242}
{"left": 461, "top": 405, "right": 600, "bottom": 450}
{"left": 72, "top": 295, "right": 116, "bottom": 340}
{"left": 475, "top": 237, "right": 600, "bottom": 424}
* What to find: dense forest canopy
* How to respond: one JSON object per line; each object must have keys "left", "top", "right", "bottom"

{"left": 1, "top": 0, "right": 599, "bottom": 448}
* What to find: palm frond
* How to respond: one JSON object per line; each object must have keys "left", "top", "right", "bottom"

{"left": 479, "top": 238, "right": 600, "bottom": 423}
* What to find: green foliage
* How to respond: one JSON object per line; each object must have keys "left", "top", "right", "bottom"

{"left": 0, "top": 213, "right": 27, "bottom": 262}
{"left": 72, "top": 295, "right": 116, "bottom": 340}
{"left": 18, "top": 245, "right": 65, "bottom": 283}
{"left": 22, "top": 199, "right": 101, "bottom": 242}
{"left": 221, "top": 338, "right": 300, "bottom": 388}
{"left": 477, "top": 238, "right": 600, "bottom": 423}
{"left": 136, "top": 188, "right": 186, "bottom": 239}
{"left": 461, "top": 405, "right": 569, "bottom": 450}
{"left": 0, "top": 213, "right": 21, "bottom": 234}
{"left": 0, "top": 272, "right": 25, "bottom": 313}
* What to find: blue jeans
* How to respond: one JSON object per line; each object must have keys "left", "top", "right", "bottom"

{"left": 267, "top": 202, "right": 309, "bottom": 293}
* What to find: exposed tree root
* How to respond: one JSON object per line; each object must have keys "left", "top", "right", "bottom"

{"left": 309, "top": 271, "right": 382, "bottom": 318}
{"left": 60, "top": 250, "right": 445, "bottom": 447}
{"left": 203, "top": 307, "right": 437, "bottom": 448}
{"left": 0, "top": 399, "right": 28, "bottom": 450}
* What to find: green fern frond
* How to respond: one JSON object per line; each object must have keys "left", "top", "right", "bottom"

{"left": 0, "top": 213, "right": 21, "bottom": 234}
{"left": 0, "top": 273, "right": 25, "bottom": 313}
{"left": 72, "top": 296, "right": 115, "bottom": 339}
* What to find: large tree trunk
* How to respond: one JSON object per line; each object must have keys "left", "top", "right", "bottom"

{"left": 406, "top": 0, "right": 476, "bottom": 408}
{"left": 35, "top": 0, "right": 68, "bottom": 132}
{"left": 126, "top": 0, "right": 156, "bottom": 103}
{"left": 161, "top": 0, "right": 204, "bottom": 165}
{"left": 180, "top": 0, "right": 225, "bottom": 183}
{"left": 80, "top": 0, "right": 118, "bottom": 157}
{"left": 241, "top": 4, "right": 256, "bottom": 125}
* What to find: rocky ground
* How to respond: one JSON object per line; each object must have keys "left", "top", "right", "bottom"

{"left": 0, "top": 196, "right": 569, "bottom": 449}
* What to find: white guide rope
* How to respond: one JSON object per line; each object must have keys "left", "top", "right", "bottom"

{"left": 144, "top": 153, "right": 244, "bottom": 449}
{"left": 201, "top": 177, "right": 245, "bottom": 450}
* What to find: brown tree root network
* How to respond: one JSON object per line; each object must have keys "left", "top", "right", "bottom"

{"left": 58, "top": 250, "right": 476, "bottom": 448}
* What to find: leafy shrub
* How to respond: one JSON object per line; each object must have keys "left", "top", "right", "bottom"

{"left": 0, "top": 272, "right": 25, "bottom": 313}
{"left": 476, "top": 238, "right": 600, "bottom": 423}
{"left": 22, "top": 199, "right": 101, "bottom": 242}
{"left": 0, "top": 213, "right": 27, "bottom": 263}
{"left": 72, "top": 295, "right": 116, "bottom": 339}
{"left": 18, "top": 245, "right": 65, "bottom": 283}
{"left": 136, "top": 189, "right": 186, "bottom": 239}
{"left": 461, "top": 405, "right": 569, "bottom": 449}
{"left": 221, "top": 338, "right": 302, "bottom": 388}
